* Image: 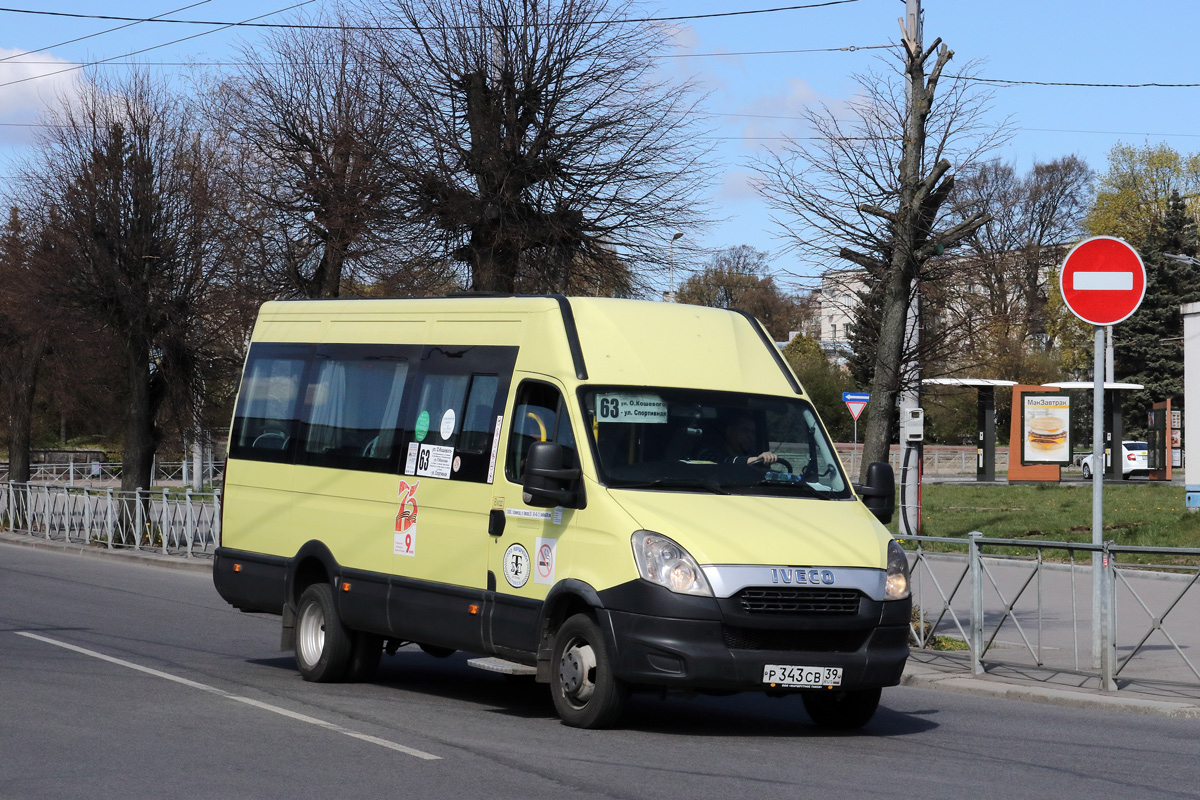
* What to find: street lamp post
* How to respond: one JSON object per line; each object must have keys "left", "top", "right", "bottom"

{"left": 666, "top": 231, "right": 684, "bottom": 302}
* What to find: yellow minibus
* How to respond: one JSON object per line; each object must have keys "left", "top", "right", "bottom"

{"left": 213, "top": 295, "right": 908, "bottom": 729}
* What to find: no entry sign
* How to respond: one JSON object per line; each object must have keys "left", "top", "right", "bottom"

{"left": 1059, "top": 236, "right": 1146, "bottom": 326}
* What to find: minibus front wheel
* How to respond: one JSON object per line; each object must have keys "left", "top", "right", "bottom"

{"left": 551, "top": 614, "right": 628, "bottom": 729}
{"left": 295, "top": 583, "right": 352, "bottom": 682}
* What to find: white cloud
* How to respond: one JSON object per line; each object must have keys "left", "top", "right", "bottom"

{"left": 730, "top": 78, "right": 850, "bottom": 153}
{"left": 659, "top": 23, "right": 735, "bottom": 94}
{"left": 0, "top": 49, "right": 83, "bottom": 145}
{"left": 718, "top": 167, "right": 758, "bottom": 201}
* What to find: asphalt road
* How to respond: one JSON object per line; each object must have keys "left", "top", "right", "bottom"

{"left": 3, "top": 543, "right": 1200, "bottom": 800}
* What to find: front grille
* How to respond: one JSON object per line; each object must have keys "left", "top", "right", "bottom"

{"left": 737, "top": 587, "right": 861, "bottom": 615}
{"left": 723, "top": 626, "right": 870, "bottom": 652}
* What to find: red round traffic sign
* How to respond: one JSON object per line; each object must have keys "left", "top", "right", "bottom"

{"left": 1059, "top": 236, "right": 1146, "bottom": 326}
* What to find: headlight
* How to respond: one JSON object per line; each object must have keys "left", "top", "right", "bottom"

{"left": 885, "top": 539, "right": 911, "bottom": 600}
{"left": 631, "top": 531, "right": 713, "bottom": 597}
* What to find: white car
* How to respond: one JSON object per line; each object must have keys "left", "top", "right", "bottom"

{"left": 1080, "top": 441, "right": 1150, "bottom": 480}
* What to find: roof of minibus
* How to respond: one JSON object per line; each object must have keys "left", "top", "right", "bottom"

{"left": 252, "top": 296, "right": 803, "bottom": 396}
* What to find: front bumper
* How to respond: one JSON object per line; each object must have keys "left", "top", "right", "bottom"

{"left": 597, "top": 580, "right": 911, "bottom": 692}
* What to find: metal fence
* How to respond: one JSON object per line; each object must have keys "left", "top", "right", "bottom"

{"left": 839, "top": 448, "right": 1012, "bottom": 478}
{"left": 0, "top": 481, "right": 220, "bottom": 558}
{"left": 907, "top": 533, "right": 1200, "bottom": 694}
{"left": 0, "top": 461, "right": 225, "bottom": 486}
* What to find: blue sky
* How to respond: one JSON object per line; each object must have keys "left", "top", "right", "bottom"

{"left": 1, "top": 0, "right": 1197, "bottom": 295}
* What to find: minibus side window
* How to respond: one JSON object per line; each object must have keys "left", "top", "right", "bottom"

{"left": 459, "top": 375, "right": 500, "bottom": 454}
{"left": 506, "top": 382, "right": 576, "bottom": 483}
{"left": 230, "top": 350, "right": 308, "bottom": 462}
{"left": 400, "top": 345, "right": 517, "bottom": 484}
{"left": 299, "top": 352, "right": 410, "bottom": 471}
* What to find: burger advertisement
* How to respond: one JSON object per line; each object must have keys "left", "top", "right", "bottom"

{"left": 1022, "top": 394, "right": 1072, "bottom": 465}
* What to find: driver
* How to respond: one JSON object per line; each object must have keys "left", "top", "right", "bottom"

{"left": 703, "top": 412, "right": 777, "bottom": 466}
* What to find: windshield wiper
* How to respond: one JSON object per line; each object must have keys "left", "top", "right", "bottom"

{"left": 722, "top": 476, "right": 834, "bottom": 500}
{"left": 615, "top": 477, "right": 731, "bottom": 495}
{"left": 782, "top": 481, "right": 834, "bottom": 500}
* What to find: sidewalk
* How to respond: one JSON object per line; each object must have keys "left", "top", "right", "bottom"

{"left": 4, "top": 529, "right": 1200, "bottom": 720}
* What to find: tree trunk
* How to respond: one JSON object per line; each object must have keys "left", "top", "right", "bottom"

{"left": 7, "top": 346, "right": 44, "bottom": 485}
{"left": 121, "top": 335, "right": 159, "bottom": 493}
{"left": 860, "top": 259, "right": 912, "bottom": 477}
{"left": 4, "top": 334, "right": 47, "bottom": 485}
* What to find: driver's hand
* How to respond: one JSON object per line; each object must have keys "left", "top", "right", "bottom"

{"left": 750, "top": 451, "right": 777, "bottom": 465}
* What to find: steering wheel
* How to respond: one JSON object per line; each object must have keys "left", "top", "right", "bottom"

{"left": 750, "top": 456, "right": 792, "bottom": 472}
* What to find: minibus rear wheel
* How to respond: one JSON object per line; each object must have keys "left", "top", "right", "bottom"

{"left": 295, "top": 583, "right": 352, "bottom": 682}
{"left": 801, "top": 687, "right": 881, "bottom": 730}
{"left": 551, "top": 614, "right": 627, "bottom": 729}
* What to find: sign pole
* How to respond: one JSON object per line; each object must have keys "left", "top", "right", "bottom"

{"left": 1092, "top": 325, "right": 1105, "bottom": 668}
{"left": 854, "top": 419, "right": 858, "bottom": 476}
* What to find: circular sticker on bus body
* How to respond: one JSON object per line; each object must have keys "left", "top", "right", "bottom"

{"left": 503, "top": 544, "right": 531, "bottom": 588}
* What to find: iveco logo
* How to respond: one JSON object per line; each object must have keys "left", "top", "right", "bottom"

{"left": 771, "top": 568, "right": 835, "bottom": 585}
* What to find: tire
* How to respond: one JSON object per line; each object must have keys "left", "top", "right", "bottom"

{"left": 551, "top": 614, "right": 628, "bottom": 729}
{"left": 1081, "top": 463, "right": 1091, "bottom": 480}
{"left": 345, "top": 633, "right": 383, "bottom": 682}
{"left": 294, "top": 583, "right": 352, "bottom": 682}
{"left": 801, "top": 687, "right": 881, "bottom": 730}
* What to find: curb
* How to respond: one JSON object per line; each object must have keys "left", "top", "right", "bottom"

{"left": 0, "top": 531, "right": 213, "bottom": 574}
{"left": 901, "top": 665, "right": 1200, "bottom": 719}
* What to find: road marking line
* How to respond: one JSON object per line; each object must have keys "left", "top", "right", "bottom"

{"left": 1073, "top": 271, "right": 1133, "bottom": 291}
{"left": 15, "top": 631, "right": 440, "bottom": 761}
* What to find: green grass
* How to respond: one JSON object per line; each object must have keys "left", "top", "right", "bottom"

{"left": 890, "top": 482, "right": 1200, "bottom": 564}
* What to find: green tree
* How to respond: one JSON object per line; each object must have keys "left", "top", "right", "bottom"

{"left": 676, "top": 246, "right": 811, "bottom": 341}
{"left": 782, "top": 335, "right": 855, "bottom": 441}
{"left": 1085, "top": 142, "right": 1200, "bottom": 247}
{"left": 1115, "top": 191, "right": 1199, "bottom": 435}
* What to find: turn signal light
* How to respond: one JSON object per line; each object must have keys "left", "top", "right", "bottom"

{"left": 342, "top": 582, "right": 352, "bottom": 592}
{"left": 233, "top": 564, "right": 242, "bottom": 573}
{"left": 468, "top": 604, "right": 479, "bottom": 615}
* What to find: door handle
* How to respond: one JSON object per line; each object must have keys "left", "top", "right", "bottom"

{"left": 488, "top": 508, "right": 506, "bottom": 536}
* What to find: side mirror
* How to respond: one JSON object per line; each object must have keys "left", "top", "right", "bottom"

{"left": 522, "top": 441, "right": 584, "bottom": 509}
{"left": 854, "top": 461, "right": 895, "bottom": 524}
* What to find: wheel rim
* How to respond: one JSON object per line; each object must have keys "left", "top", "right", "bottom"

{"left": 298, "top": 600, "right": 326, "bottom": 667}
{"left": 557, "top": 635, "right": 597, "bottom": 709}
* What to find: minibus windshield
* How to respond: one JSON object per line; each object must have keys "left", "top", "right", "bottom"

{"left": 579, "top": 387, "right": 852, "bottom": 500}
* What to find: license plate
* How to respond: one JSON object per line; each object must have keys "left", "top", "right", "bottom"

{"left": 763, "top": 664, "right": 842, "bottom": 688}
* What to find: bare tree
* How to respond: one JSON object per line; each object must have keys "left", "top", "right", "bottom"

{"left": 367, "top": 0, "right": 715, "bottom": 294}
{"left": 21, "top": 70, "right": 233, "bottom": 492}
{"left": 752, "top": 43, "right": 1011, "bottom": 478}
{"left": 211, "top": 10, "right": 457, "bottom": 299}
{"left": 951, "top": 156, "right": 1093, "bottom": 350}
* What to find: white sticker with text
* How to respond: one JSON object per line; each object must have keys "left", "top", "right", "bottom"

{"left": 595, "top": 393, "right": 668, "bottom": 424}
{"left": 416, "top": 444, "right": 454, "bottom": 479}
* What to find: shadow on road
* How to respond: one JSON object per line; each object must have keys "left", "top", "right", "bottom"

{"left": 340, "top": 649, "right": 941, "bottom": 737}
